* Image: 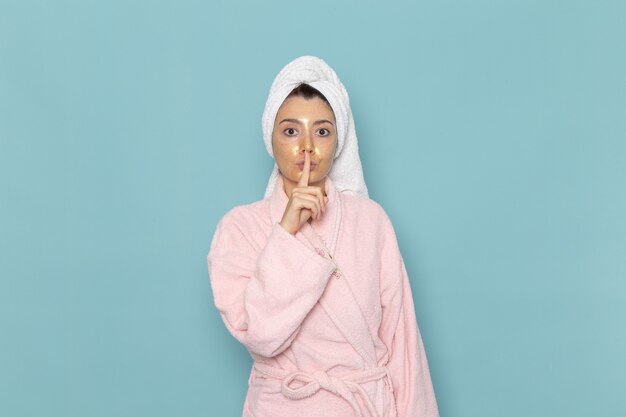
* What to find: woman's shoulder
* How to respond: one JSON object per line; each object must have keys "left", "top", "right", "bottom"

{"left": 340, "top": 192, "right": 390, "bottom": 224}
{"left": 209, "top": 198, "right": 273, "bottom": 255}
{"left": 217, "top": 197, "right": 272, "bottom": 230}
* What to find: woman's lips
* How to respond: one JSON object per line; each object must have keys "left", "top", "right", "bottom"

{"left": 296, "top": 161, "right": 318, "bottom": 170}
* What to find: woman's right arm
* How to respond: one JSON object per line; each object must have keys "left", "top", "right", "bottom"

{"left": 207, "top": 209, "right": 337, "bottom": 358}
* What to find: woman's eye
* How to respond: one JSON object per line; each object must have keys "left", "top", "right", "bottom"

{"left": 318, "top": 128, "right": 329, "bottom": 136}
{"left": 284, "top": 128, "right": 297, "bottom": 136}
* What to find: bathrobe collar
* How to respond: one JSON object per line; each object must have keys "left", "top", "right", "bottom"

{"left": 269, "top": 174, "right": 342, "bottom": 256}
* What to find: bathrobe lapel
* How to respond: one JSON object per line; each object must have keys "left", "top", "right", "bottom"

{"left": 269, "top": 175, "right": 377, "bottom": 367}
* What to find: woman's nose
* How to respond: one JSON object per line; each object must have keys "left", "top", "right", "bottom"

{"left": 301, "top": 128, "right": 314, "bottom": 150}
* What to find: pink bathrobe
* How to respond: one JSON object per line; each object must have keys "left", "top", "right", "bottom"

{"left": 207, "top": 175, "right": 439, "bottom": 417}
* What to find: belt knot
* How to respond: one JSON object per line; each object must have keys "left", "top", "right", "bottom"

{"left": 253, "top": 362, "right": 391, "bottom": 417}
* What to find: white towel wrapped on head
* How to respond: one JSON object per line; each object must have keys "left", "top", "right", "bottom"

{"left": 262, "top": 55, "right": 369, "bottom": 199}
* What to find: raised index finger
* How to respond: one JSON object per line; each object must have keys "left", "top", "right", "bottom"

{"left": 297, "top": 151, "right": 311, "bottom": 187}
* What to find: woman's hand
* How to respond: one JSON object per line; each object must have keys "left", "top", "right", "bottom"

{"left": 279, "top": 151, "right": 329, "bottom": 235}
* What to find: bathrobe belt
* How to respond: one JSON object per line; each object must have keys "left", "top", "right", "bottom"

{"left": 251, "top": 222, "right": 394, "bottom": 417}
{"left": 253, "top": 361, "right": 392, "bottom": 417}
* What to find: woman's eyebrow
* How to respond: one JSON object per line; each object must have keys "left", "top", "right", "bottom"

{"left": 279, "top": 118, "right": 334, "bottom": 126}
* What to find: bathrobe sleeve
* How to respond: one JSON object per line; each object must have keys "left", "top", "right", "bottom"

{"left": 207, "top": 209, "right": 337, "bottom": 358}
{"left": 377, "top": 207, "right": 440, "bottom": 417}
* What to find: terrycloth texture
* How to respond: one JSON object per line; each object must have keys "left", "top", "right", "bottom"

{"left": 207, "top": 175, "right": 439, "bottom": 417}
{"left": 261, "top": 55, "right": 369, "bottom": 199}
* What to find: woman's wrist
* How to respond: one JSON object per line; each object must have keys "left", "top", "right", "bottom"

{"left": 279, "top": 220, "right": 297, "bottom": 235}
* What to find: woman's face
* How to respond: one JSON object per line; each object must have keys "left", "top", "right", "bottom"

{"left": 271, "top": 95, "right": 337, "bottom": 190}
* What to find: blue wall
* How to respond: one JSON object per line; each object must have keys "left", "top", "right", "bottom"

{"left": 1, "top": 1, "right": 624, "bottom": 416}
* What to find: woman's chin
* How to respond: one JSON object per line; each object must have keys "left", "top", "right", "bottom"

{"left": 280, "top": 168, "right": 328, "bottom": 185}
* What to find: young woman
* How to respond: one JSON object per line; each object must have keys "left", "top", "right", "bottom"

{"left": 207, "top": 55, "right": 439, "bottom": 417}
